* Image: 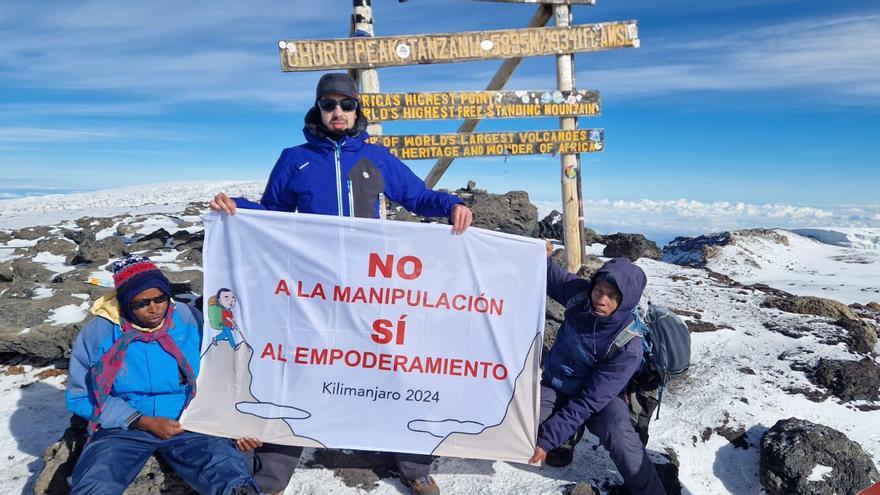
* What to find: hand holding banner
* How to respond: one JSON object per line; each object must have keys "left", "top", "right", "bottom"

{"left": 181, "top": 210, "right": 546, "bottom": 463}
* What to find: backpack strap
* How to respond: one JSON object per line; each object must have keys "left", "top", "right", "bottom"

{"left": 605, "top": 316, "right": 642, "bottom": 358}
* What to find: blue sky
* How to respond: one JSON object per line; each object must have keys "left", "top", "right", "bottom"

{"left": 1, "top": 0, "right": 878, "bottom": 209}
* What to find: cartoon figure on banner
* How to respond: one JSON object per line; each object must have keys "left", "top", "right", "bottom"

{"left": 208, "top": 288, "right": 245, "bottom": 349}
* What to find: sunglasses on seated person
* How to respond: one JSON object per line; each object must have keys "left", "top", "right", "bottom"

{"left": 317, "top": 98, "right": 358, "bottom": 112}
{"left": 130, "top": 294, "right": 170, "bottom": 310}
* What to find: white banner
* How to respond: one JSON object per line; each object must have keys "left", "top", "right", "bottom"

{"left": 180, "top": 209, "right": 546, "bottom": 463}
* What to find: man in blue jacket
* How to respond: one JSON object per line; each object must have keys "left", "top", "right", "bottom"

{"left": 211, "top": 73, "right": 471, "bottom": 494}
{"left": 530, "top": 254, "right": 666, "bottom": 495}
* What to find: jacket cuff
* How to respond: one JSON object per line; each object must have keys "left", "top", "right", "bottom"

{"left": 536, "top": 436, "right": 555, "bottom": 453}
{"left": 124, "top": 412, "right": 143, "bottom": 430}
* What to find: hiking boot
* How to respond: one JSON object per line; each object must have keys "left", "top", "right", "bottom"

{"left": 545, "top": 444, "right": 575, "bottom": 467}
{"left": 402, "top": 475, "right": 440, "bottom": 495}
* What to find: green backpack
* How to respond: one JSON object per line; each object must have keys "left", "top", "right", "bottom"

{"left": 207, "top": 296, "right": 223, "bottom": 330}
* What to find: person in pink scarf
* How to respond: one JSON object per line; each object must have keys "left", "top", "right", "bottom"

{"left": 66, "top": 255, "right": 258, "bottom": 495}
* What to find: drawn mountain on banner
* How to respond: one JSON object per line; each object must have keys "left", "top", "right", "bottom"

{"left": 180, "top": 339, "right": 322, "bottom": 447}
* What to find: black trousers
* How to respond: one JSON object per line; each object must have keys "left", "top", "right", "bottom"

{"left": 249, "top": 444, "right": 433, "bottom": 493}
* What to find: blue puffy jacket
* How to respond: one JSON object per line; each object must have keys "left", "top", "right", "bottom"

{"left": 235, "top": 113, "right": 461, "bottom": 219}
{"left": 66, "top": 300, "right": 202, "bottom": 430}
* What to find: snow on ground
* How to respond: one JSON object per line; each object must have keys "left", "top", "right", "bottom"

{"left": 1, "top": 185, "right": 879, "bottom": 494}
{"left": 0, "top": 366, "right": 68, "bottom": 495}
{"left": 702, "top": 229, "right": 880, "bottom": 304}
{"left": 32, "top": 252, "right": 77, "bottom": 275}
{"left": 0, "top": 180, "right": 263, "bottom": 230}
{"left": 46, "top": 302, "right": 90, "bottom": 326}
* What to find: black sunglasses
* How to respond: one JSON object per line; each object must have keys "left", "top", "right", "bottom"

{"left": 317, "top": 98, "right": 358, "bottom": 112}
{"left": 130, "top": 294, "right": 169, "bottom": 310}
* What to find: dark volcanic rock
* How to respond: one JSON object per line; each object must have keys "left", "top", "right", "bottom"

{"left": 535, "top": 210, "right": 601, "bottom": 245}
{"left": 12, "top": 225, "right": 52, "bottom": 240}
{"left": 663, "top": 229, "right": 789, "bottom": 267}
{"left": 34, "top": 415, "right": 196, "bottom": 495}
{"left": 550, "top": 250, "right": 603, "bottom": 280}
{"left": 456, "top": 187, "right": 538, "bottom": 237}
{"left": 760, "top": 418, "right": 879, "bottom": 495}
{"left": 536, "top": 210, "right": 564, "bottom": 240}
{"left": 68, "top": 237, "right": 128, "bottom": 265}
{"left": 9, "top": 259, "right": 55, "bottom": 283}
{"left": 0, "top": 262, "right": 12, "bottom": 282}
{"left": 61, "top": 228, "right": 95, "bottom": 245}
{"left": 809, "top": 358, "right": 880, "bottom": 402}
{"left": 134, "top": 228, "right": 172, "bottom": 250}
{"left": 835, "top": 317, "right": 878, "bottom": 354}
{"left": 686, "top": 320, "right": 719, "bottom": 333}
{"left": 602, "top": 233, "right": 661, "bottom": 261}
{"left": 763, "top": 295, "right": 859, "bottom": 321}
{"left": 166, "top": 270, "right": 204, "bottom": 295}
{"left": 33, "top": 238, "right": 78, "bottom": 257}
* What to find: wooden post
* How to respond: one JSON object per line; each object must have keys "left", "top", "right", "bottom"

{"left": 423, "top": 4, "right": 551, "bottom": 189}
{"left": 554, "top": 3, "right": 582, "bottom": 272}
{"left": 351, "top": 0, "right": 387, "bottom": 218}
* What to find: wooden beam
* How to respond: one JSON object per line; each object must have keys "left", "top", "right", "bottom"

{"left": 555, "top": 4, "right": 582, "bottom": 271}
{"left": 361, "top": 89, "right": 600, "bottom": 122}
{"left": 278, "top": 20, "right": 639, "bottom": 71}
{"left": 424, "top": 4, "right": 551, "bottom": 188}
{"left": 368, "top": 129, "right": 604, "bottom": 160}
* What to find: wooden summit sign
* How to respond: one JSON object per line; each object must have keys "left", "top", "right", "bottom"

{"left": 368, "top": 129, "right": 604, "bottom": 160}
{"left": 279, "top": 21, "right": 638, "bottom": 71}
{"left": 361, "top": 90, "right": 600, "bottom": 122}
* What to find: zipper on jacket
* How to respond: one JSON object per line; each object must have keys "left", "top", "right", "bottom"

{"left": 331, "top": 138, "right": 345, "bottom": 217}
{"left": 347, "top": 179, "right": 355, "bottom": 217}
{"left": 378, "top": 192, "right": 387, "bottom": 220}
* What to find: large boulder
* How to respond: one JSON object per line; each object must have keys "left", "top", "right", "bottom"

{"left": 602, "top": 233, "right": 661, "bottom": 261}
{"left": 763, "top": 295, "right": 860, "bottom": 321}
{"left": 12, "top": 225, "right": 52, "bottom": 240}
{"left": 34, "top": 415, "right": 196, "bottom": 495}
{"left": 835, "top": 317, "right": 878, "bottom": 355}
{"left": 535, "top": 210, "right": 601, "bottom": 245}
{"left": 166, "top": 270, "right": 204, "bottom": 295}
{"left": 0, "top": 285, "right": 85, "bottom": 362}
{"left": 133, "top": 228, "right": 172, "bottom": 251}
{"left": 760, "top": 418, "right": 879, "bottom": 495}
{"left": 33, "top": 238, "right": 78, "bottom": 258}
{"left": 456, "top": 186, "right": 538, "bottom": 237}
{"left": 7, "top": 259, "right": 55, "bottom": 283}
{"left": 809, "top": 358, "right": 880, "bottom": 402}
{"left": 68, "top": 237, "right": 127, "bottom": 265}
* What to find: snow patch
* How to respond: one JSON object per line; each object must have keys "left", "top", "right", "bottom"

{"left": 33, "top": 251, "right": 76, "bottom": 274}
{"left": 806, "top": 464, "right": 834, "bottom": 482}
{"left": 32, "top": 287, "right": 54, "bottom": 300}
{"left": 46, "top": 302, "right": 90, "bottom": 325}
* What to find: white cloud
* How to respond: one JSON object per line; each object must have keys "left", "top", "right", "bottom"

{"left": 535, "top": 198, "right": 880, "bottom": 242}
{"left": 582, "top": 14, "right": 880, "bottom": 102}
{"left": 0, "top": 127, "right": 118, "bottom": 143}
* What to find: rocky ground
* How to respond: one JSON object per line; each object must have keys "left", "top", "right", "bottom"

{"left": 1, "top": 184, "right": 878, "bottom": 494}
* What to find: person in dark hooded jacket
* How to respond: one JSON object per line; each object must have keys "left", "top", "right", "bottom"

{"left": 210, "top": 73, "right": 467, "bottom": 495}
{"left": 530, "top": 254, "right": 666, "bottom": 495}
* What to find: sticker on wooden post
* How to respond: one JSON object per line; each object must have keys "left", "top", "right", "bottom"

{"left": 278, "top": 21, "right": 639, "bottom": 71}
{"left": 368, "top": 129, "right": 604, "bottom": 160}
{"left": 360, "top": 90, "right": 600, "bottom": 122}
